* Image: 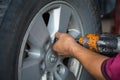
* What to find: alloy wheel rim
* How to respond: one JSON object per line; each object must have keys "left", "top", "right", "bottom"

{"left": 18, "top": 1, "right": 84, "bottom": 80}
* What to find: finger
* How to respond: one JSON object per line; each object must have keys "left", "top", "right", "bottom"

{"left": 52, "top": 44, "right": 56, "bottom": 51}
{"left": 55, "top": 32, "right": 62, "bottom": 39}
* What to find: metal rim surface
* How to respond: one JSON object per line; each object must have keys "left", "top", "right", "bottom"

{"left": 19, "top": 1, "right": 84, "bottom": 80}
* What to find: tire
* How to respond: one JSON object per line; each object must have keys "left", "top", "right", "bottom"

{"left": 0, "top": 0, "right": 101, "bottom": 80}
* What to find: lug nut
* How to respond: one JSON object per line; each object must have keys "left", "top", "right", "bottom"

{"left": 57, "top": 64, "right": 65, "bottom": 75}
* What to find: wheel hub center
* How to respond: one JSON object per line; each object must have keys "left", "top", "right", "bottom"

{"left": 49, "top": 53, "right": 57, "bottom": 63}
{"left": 45, "top": 48, "right": 58, "bottom": 70}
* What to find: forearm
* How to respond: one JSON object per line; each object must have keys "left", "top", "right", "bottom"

{"left": 72, "top": 44, "right": 109, "bottom": 80}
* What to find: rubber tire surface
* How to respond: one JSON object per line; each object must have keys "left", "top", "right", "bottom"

{"left": 0, "top": 0, "right": 101, "bottom": 80}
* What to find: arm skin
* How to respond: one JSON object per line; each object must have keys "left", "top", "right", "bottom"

{"left": 53, "top": 32, "right": 109, "bottom": 80}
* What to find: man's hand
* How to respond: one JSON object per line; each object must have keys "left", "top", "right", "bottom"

{"left": 53, "top": 32, "right": 78, "bottom": 57}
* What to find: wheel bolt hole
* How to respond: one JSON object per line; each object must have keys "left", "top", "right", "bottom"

{"left": 47, "top": 72, "right": 51, "bottom": 77}
{"left": 40, "top": 61, "right": 45, "bottom": 70}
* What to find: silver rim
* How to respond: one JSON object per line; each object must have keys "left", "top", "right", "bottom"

{"left": 18, "top": 1, "right": 84, "bottom": 80}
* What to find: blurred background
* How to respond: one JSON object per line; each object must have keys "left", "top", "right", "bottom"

{"left": 98, "top": 0, "right": 120, "bottom": 33}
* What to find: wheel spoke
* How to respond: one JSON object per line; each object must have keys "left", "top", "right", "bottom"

{"left": 47, "top": 8, "right": 61, "bottom": 41}
{"left": 28, "top": 15, "right": 51, "bottom": 49}
{"left": 58, "top": 4, "right": 72, "bottom": 32}
{"left": 47, "top": 4, "right": 72, "bottom": 41}
{"left": 54, "top": 63, "right": 76, "bottom": 80}
{"left": 68, "top": 58, "right": 81, "bottom": 76}
{"left": 21, "top": 56, "right": 44, "bottom": 80}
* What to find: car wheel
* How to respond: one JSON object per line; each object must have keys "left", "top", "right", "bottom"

{"left": 0, "top": 0, "right": 101, "bottom": 80}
